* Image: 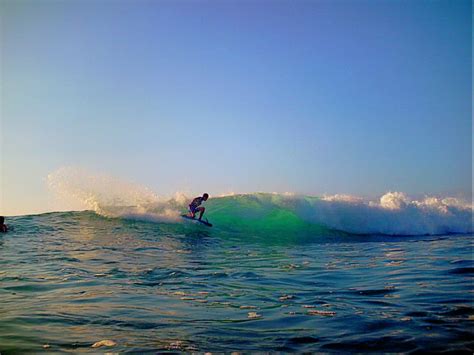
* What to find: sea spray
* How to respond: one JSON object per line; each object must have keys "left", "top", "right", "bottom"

{"left": 47, "top": 166, "right": 183, "bottom": 222}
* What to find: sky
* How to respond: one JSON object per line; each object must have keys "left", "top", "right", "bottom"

{"left": 0, "top": 0, "right": 472, "bottom": 215}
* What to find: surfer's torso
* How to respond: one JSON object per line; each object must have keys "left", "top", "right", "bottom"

{"left": 189, "top": 197, "right": 204, "bottom": 211}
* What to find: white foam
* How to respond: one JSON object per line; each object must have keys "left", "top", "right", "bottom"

{"left": 301, "top": 192, "right": 472, "bottom": 235}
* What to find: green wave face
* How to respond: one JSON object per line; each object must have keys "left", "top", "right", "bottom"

{"left": 204, "top": 193, "right": 335, "bottom": 240}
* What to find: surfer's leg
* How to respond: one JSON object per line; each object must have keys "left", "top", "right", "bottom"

{"left": 197, "top": 207, "right": 205, "bottom": 221}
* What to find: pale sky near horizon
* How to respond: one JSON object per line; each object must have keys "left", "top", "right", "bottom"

{"left": 1, "top": 0, "right": 472, "bottom": 216}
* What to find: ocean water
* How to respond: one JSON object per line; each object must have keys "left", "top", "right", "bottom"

{"left": 1, "top": 193, "right": 473, "bottom": 353}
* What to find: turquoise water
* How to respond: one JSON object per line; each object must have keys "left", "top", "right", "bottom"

{"left": 1, "top": 210, "right": 473, "bottom": 353}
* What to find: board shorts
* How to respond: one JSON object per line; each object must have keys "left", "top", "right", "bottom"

{"left": 189, "top": 204, "right": 199, "bottom": 214}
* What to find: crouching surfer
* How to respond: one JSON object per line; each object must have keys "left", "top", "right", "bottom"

{"left": 188, "top": 193, "right": 209, "bottom": 221}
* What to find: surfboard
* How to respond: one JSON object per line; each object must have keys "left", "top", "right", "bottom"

{"left": 181, "top": 215, "right": 213, "bottom": 227}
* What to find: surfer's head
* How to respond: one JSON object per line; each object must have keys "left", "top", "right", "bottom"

{"left": 203, "top": 193, "right": 209, "bottom": 201}
{"left": 0, "top": 216, "right": 4, "bottom": 224}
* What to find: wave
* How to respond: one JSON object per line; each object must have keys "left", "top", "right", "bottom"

{"left": 47, "top": 167, "right": 473, "bottom": 236}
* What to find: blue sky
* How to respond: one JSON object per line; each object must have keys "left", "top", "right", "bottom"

{"left": 1, "top": 0, "right": 472, "bottom": 215}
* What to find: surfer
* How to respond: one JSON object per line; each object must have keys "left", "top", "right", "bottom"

{"left": 188, "top": 193, "right": 209, "bottom": 221}
{"left": 0, "top": 216, "right": 8, "bottom": 233}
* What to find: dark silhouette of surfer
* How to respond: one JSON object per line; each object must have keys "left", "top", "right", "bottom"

{"left": 188, "top": 193, "right": 209, "bottom": 221}
{"left": 0, "top": 216, "right": 8, "bottom": 233}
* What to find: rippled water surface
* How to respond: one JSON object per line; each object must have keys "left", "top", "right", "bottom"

{"left": 1, "top": 212, "right": 473, "bottom": 353}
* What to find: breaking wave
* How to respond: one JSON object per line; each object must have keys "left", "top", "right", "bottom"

{"left": 47, "top": 167, "right": 473, "bottom": 236}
